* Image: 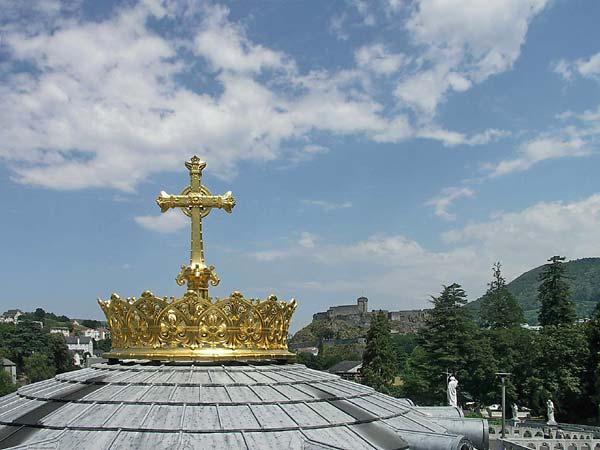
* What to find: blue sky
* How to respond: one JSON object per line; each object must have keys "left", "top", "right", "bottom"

{"left": 1, "top": 0, "right": 599, "bottom": 331}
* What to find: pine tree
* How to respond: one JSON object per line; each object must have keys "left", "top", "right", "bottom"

{"left": 585, "top": 303, "right": 600, "bottom": 419}
{"left": 538, "top": 256, "right": 576, "bottom": 326}
{"left": 403, "top": 283, "right": 491, "bottom": 404}
{"left": 361, "top": 312, "right": 396, "bottom": 393}
{"left": 480, "top": 262, "right": 524, "bottom": 328}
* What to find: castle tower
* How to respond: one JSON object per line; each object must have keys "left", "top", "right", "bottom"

{"left": 357, "top": 296, "right": 368, "bottom": 314}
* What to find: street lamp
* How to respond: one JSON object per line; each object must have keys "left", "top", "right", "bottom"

{"left": 495, "top": 372, "right": 511, "bottom": 439}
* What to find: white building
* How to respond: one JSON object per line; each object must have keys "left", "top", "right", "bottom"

{"left": 83, "top": 328, "right": 110, "bottom": 340}
{"left": 50, "top": 328, "right": 70, "bottom": 337}
{"left": 0, "top": 309, "right": 23, "bottom": 324}
{"left": 65, "top": 336, "right": 94, "bottom": 355}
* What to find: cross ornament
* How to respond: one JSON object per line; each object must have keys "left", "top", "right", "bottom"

{"left": 156, "top": 156, "right": 235, "bottom": 297}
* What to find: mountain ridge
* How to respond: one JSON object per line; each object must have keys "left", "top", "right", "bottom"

{"left": 467, "top": 257, "right": 600, "bottom": 323}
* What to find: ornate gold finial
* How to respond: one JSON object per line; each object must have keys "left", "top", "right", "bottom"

{"left": 98, "top": 157, "right": 297, "bottom": 362}
{"left": 156, "top": 156, "right": 235, "bottom": 297}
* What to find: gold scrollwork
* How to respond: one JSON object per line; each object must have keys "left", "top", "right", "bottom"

{"left": 98, "top": 290, "right": 297, "bottom": 361}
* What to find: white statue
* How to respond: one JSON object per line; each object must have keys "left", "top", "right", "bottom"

{"left": 447, "top": 375, "right": 458, "bottom": 407}
{"left": 73, "top": 352, "right": 81, "bottom": 367}
{"left": 546, "top": 399, "right": 557, "bottom": 425}
{"left": 511, "top": 403, "right": 519, "bottom": 424}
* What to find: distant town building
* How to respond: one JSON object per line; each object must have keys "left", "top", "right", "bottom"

{"left": 521, "top": 324, "right": 542, "bottom": 331}
{"left": 292, "top": 346, "right": 319, "bottom": 355}
{"left": 312, "top": 297, "right": 429, "bottom": 334}
{"left": 0, "top": 309, "right": 23, "bottom": 324}
{"left": 50, "top": 327, "right": 70, "bottom": 337}
{"left": 328, "top": 360, "right": 362, "bottom": 381}
{"left": 66, "top": 336, "right": 94, "bottom": 355}
{"left": 83, "top": 327, "right": 110, "bottom": 340}
{"left": 1, "top": 358, "right": 17, "bottom": 384}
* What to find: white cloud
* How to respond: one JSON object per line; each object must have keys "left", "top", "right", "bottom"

{"left": 134, "top": 209, "right": 188, "bottom": 233}
{"left": 577, "top": 53, "right": 600, "bottom": 78}
{"left": 489, "top": 135, "right": 590, "bottom": 177}
{"left": 552, "top": 59, "right": 573, "bottom": 81}
{"left": 298, "top": 232, "right": 318, "bottom": 249}
{"left": 417, "top": 127, "right": 508, "bottom": 147}
{"left": 442, "top": 194, "right": 600, "bottom": 280}
{"left": 288, "top": 145, "right": 329, "bottom": 164}
{"left": 302, "top": 199, "right": 353, "bottom": 211}
{"left": 355, "top": 43, "right": 406, "bottom": 75}
{"left": 352, "top": 0, "right": 376, "bottom": 26}
{"left": 0, "top": 1, "right": 545, "bottom": 193}
{"left": 398, "top": 0, "right": 549, "bottom": 114}
{"left": 426, "top": 186, "right": 474, "bottom": 220}
{"left": 329, "top": 13, "right": 349, "bottom": 41}
{"left": 251, "top": 193, "right": 600, "bottom": 307}
{"left": 0, "top": 3, "right": 401, "bottom": 191}
{"left": 553, "top": 52, "right": 600, "bottom": 81}
{"left": 194, "top": 5, "right": 291, "bottom": 74}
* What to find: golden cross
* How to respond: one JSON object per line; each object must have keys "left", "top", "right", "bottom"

{"left": 156, "top": 156, "right": 235, "bottom": 297}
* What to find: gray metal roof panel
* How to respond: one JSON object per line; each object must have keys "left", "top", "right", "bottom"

{"left": 170, "top": 385, "right": 201, "bottom": 403}
{"left": 218, "top": 405, "right": 260, "bottom": 430}
{"left": 104, "top": 404, "right": 151, "bottom": 429}
{"left": 142, "top": 385, "right": 176, "bottom": 402}
{"left": 108, "top": 430, "right": 180, "bottom": 449}
{"left": 142, "top": 404, "right": 183, "bottom": 430}
{"left": 0, "top": 398, "right": 48, "bottom": 422}
{"left": 302, "top": 426, "right": 376, "bottom": 450}
{"left": 179, "top": 431, "right": 246, "bottom": 449}
{"left": 280, "top": 403, "right": 329, "bottom": 427}
{"left": 243, "top": 430, "right": 306, "bottom": 450}
{"left": 272, "top": 384, "right": 313, "bottom": 401}
{"left": 225, "top": 386, "right": 262, "bottom": 403}
{"left": 63, "top": 403, "right": 119, "bottom": 428}
{"left": 208, "top": 369, "right": 235, "bottom": 384}
{"left": 200, "top": 386, "right": 230, "bottom": 403}
{"left": 181, "top": 405, "right": 219, "bottom": 431}
{"left": 249, "top": 385, "right": 288, "bottom": 402}
{"left": 304, "top": 401, "right": 355, "bottom": 424}
{"left": 249, "top": 404, "right": 296, "bottom": 429}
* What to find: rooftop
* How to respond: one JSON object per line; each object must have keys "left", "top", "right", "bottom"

{"left": 0, "top": 362, "right": 485, "bottom": 449}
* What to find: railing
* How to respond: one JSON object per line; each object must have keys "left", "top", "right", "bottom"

{"left": 500, "top": 437, "right": 600, "bottom": 450}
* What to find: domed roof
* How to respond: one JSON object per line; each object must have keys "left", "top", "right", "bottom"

{"left": 0, "top": 362, "right": 486, "bottom": 450}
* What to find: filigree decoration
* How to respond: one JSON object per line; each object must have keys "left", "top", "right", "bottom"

{"left": 98, "top": 290, "right": 297, "bottom": 359}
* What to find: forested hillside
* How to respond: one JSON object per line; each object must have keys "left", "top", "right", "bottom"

{"left": 468, "top": 257, "right": 600, "bottom": 323}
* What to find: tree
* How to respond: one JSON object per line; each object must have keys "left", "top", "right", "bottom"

{"left": 361, "top": 313, "right": 396, "bottom": 392}
{"left": 0, "top": 322, "right": 72, "bottom": 376}
{"left": 81, "top": 319, "right": 101, "bottom": 329}
{"left": 96, "top": 338, "right": 112, "bottom": 353}
{"left": 528, "top": 325, "right": 589, "bottom": 420}
{"left": 538, "top": 256, "right": 576, "bottom": 326}
{"left": 24, "top": 353, "right": 56, "bottom": 382}
{"left": 585, "top": 303, "right": 600, "bottom": 420}
{"left": 480, "top": 262, "right": 524, "bottom": 328}
{"left": 402, "top": 284, "right": 493, "bottom": 405}
{"left": 33, "top": 308, "right": 46, "bottom": 321}
{"left": 0, "top": 370, "right": 17, "bottom": 396}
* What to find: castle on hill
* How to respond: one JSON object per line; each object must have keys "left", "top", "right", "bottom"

{"left": 313, "top": 296, "right": 429, "bottom": 334}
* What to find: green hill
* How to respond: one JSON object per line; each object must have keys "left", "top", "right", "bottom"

{"left": 467, "top": 257, "right": 600, "bottom": 324}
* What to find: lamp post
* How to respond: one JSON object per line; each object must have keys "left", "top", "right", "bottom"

{"left": 495, "top": 372, "right": 511, "bottom": 439}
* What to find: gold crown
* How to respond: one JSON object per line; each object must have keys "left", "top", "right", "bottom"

{"left": 98, "top": 157, "right": 297, "bottom": 361}
{"left": 98, "top": 291, "right": 296, "bottom": 361}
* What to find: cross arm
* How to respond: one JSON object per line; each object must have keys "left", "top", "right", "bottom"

{"left": 157, "top": 191, "right": 236, "bottom": 213}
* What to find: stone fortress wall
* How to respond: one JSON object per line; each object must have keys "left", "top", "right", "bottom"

{"left": 313, "top": 297, "right": 429, "bottom": 334}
